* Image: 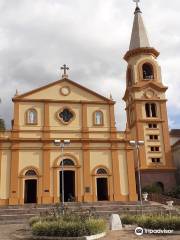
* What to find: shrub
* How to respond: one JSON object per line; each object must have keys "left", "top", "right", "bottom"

{"left": 29, "top": 216, "right": 41, "bottom": 227}
{"left": 164, "top": 186, "right": 180, "bottom": 199}
{"left": 121, "top": 215, "right": 180, "bottom": 231}
{"left": 142, "top": 184, "right": 163, "bottom": 193}
{"left": 30, "top": 215, "right": 106, "bottom": 237}
{"left": 0, "top": 119, "right": 5, "bottom": 131}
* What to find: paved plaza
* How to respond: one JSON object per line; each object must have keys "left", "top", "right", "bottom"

{"left": 0, "top": 223, "right": 179, "bottom": 240}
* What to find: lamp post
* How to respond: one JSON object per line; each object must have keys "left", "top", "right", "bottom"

{"left": 53, "top": 139, "right": 70, "bottom": 214}
{"left": 129, "top": 140, "right": 144, "bottom": 207}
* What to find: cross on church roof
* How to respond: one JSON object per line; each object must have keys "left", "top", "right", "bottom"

{"left": 133, "top": 0, "right": 140, "bottom": 8}
{"left": 61, "top": 64, "right": 69, "bottom": 79}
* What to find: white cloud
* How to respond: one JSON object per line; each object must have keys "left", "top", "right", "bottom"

{"left": 0, "top": 0, "right": 180, "bottom": 130}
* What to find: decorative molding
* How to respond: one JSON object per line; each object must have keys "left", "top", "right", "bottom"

{"left": 60, "top": 86, "right": 71, "bottom": 96}
{"left": 124, "top": 47, "right": 160, "bottom": 62}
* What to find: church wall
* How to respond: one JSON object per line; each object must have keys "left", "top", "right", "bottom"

{"left": 50, "top": 132, "right": 82, "bottom": 139}
{"left": 89, "top": 143, "right": 110, "bottom": 148}
{"left": 89, "top": 132, "right": 110, "bottom": 139}
{"left": 0, "top": 150, "right": 11, "bottom": 200}
{"left": 19, "top": 132, "right": 43, "bottom": 138}
{"left": 118, "top": 150, "right": 129, "bottom": 195}
{"left": 90, "top": 150, "right": 111, "bottom": 172}
{"left": 19, "top": 150, "right": 42, "bottom": 173}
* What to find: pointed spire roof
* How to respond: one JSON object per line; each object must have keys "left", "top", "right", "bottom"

{"left": 129, "top": 6, "right": 150, "bottom": 50}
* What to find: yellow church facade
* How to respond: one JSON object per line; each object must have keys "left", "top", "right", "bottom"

{"left": 0, "top": 78, "right": 137, "bottom": 205}
{"left": 0, "top": 4, "right": 176, "bottom": 205}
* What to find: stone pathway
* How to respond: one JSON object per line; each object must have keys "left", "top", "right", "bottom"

{"left": 102, "top": 230, "right": 179, "bottom": 240}
{"left": 0, "top": 224, "right": 27, "bottom": 240}
{"left": 0, "top": 223, "right": 179, "bottom": 240}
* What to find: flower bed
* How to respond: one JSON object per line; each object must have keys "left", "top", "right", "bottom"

{"left": 121, "top": 215, "right": 180, "bottom": 231}
{"left": 29, "top": 214, "right": 106, "bottom": 238}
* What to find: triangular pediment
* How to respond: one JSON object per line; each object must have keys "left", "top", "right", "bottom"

{"left": 123, "top": 81, "right": 167, "bottom": 101}
{"left": 13, "top": 78, "right": 113, "bottom": 103}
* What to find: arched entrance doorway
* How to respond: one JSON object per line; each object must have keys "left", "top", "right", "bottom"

{"left": 59, "top": 159, "right": 75, "bottom": 202}
{"left": 24, "top": 170, "right": 37, "bottom": 203}
{"left": 154, "top": 181, "right": 164, "bottom": 193}
{"left": 96, "top": 168, "right": 109, "bottom": 201}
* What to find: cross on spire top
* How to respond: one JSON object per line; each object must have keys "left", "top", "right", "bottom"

{"left": 133, "top": 0, "right": 140, "bottom": 8}
{"left": 61, "top": 64, "right": 69, "bottom": 79}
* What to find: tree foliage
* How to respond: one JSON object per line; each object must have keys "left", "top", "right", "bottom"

{"left": 0, "top": 118, "right": 6, "bottom": 131}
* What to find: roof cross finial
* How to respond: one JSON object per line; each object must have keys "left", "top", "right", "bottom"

{"left": 133, "top": 0, "right": 140, "bottom": 8}
{"left": 61, "top": 64, "right": 69, "bottom": 79}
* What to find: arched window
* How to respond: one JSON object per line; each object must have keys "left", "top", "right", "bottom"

{"left": 145, "top": 103, "right": 157, "bottom": 117}
{"left": 96, "top": 168, "right": 107, "bottom": 175}
{"left": 60, "top": 159, "right": 75, "bottom": 166}
{"left": 26, "top": 109, "right": 37, "bottom": 124}
{"left": 94, "top": 111, "right": 103, "bottom": 125}
{"left": 25, "top": 170, "right": 37, "bottom": 176}
{"left": 142, "top": 63, "right": 154, "bottom": 80}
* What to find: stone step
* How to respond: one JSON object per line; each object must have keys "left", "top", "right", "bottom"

{"left": 0, "top": 205, "right": 166, "bottom": 216}
{"left": 0, "top": 201, "right": 177, "bottom": 225}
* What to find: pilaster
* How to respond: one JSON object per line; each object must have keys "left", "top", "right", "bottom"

{"left": 111, "top": 143, "right": 122, "bottom": 200}
{"left": 9, "top": 143, "right": 19, "bottom": 205}
{"left": 42, "top": 143, "right": 51, "bottom": 204}
{"left": 82, "top": 103, "right": 89, "bottom": 138}
{"left": 82, "top": 143, "right": 92, "bottom": 202}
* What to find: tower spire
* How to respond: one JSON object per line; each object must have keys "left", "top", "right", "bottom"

{"left": 129, "top": 0, "right": 150, "bottom": 50}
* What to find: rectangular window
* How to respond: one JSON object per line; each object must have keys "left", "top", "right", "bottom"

{"left": 154, "top": 135, "right": 158, "bottom": 140}
{"left": 151, "top": 158, "right": 160, "bottom": 163}
{"left": 148, "top": 123, "right": 157, "bottom": 129}
{"left": 150, "top": 146, "right": 160, "bottom": 152}
{"left": 149, "top": 135, "right": 159, "bottom": 140}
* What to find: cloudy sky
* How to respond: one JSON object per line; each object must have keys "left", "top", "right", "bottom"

{"left": 0, "top": 0, "right": 180, "bottom": 130}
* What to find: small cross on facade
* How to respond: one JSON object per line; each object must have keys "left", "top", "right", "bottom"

{"left": 133, "top": 0, "right": 140, "bottom": 7}
{"left": 61, "top": 64, "right": 69, "bottom": 79}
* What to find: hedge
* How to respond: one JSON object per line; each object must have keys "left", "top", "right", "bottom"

{"left": 30, "top": 214, "right": 106, "bottom": 237}
{"left": 121, "top": 215, "right": 180, "bottom": 231}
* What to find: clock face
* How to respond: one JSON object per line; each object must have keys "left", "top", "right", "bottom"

{"left": 60, "top": 86, "right": 70, "bottom": 96}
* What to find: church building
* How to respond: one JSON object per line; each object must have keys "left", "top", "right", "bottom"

{"left": 0, "top": 3, "right": 176, "bottom": 205}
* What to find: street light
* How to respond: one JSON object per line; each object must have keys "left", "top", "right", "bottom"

{"left": 53, "top": 139, "right": 70, "bottom": 214}
{"left": 129, "top": 140, "right": 144, "bottom": 207}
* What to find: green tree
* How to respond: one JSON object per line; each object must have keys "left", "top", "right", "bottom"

{"left": 0, "top": 118, "right": 6, "bottom": 131}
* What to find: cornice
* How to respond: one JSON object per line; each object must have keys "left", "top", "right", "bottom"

{"left": 124, "top": 47, "right": 160, "bottom": 62}
{"left": 12, "top": 99, "right": 115, "bottom": 105}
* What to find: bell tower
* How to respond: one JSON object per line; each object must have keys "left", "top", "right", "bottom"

{"left": 123, "top": 2, "right": 176, "bottom": 191}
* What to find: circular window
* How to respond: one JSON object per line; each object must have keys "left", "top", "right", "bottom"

{"left": 57, "top": 107, "right": 75, "bottom": 124}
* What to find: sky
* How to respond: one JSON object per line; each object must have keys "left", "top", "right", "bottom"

{"left": 0, "top": 0, "right": 180, "bottom": 130}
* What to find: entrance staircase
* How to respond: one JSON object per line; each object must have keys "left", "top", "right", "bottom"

{"left": 0, "top": 201, "right": 178, "bottom": 224}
